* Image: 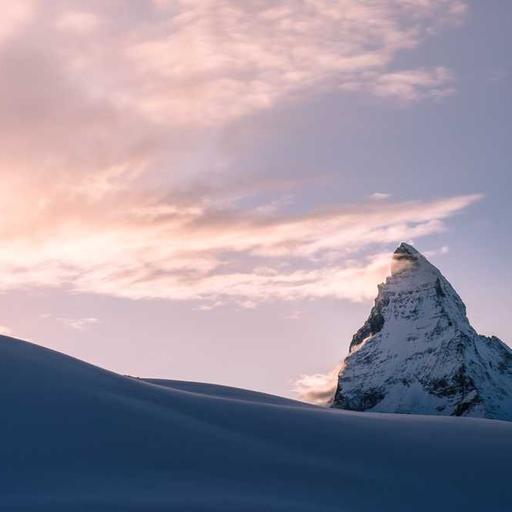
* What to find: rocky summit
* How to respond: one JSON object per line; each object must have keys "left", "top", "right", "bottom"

{"left": 333, "top": 243, "right": 512, "bottom": 421}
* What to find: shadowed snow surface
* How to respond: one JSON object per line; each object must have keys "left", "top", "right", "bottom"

{"left": 1, "top": 335, "right": 512, "bottom": 511}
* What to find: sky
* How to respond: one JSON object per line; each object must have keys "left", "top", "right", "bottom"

{"left": 0, "top": 0, "right": 510, "bottom": 399}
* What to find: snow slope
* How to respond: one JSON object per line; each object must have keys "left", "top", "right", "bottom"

{"left": 334, "top": 243, "right": 512, "bottom": 421}
{"left": 144, "top": 378, "right": 304, "bottom": 406}
{"left": 1, "top": 335, "right": 511, "bottom": 511}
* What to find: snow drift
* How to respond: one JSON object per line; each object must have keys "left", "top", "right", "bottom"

{"left": 1, "top": 334, "right": 511, "bottom": 511}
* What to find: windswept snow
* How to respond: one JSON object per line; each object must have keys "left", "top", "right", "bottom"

{"left": 1, "top": 335, "right": 511, "bottom": 511}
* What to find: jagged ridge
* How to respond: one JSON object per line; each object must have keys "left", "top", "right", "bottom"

{"left": 333, "top": 243, "right": 512, "bottom": 421}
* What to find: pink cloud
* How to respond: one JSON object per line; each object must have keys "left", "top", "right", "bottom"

{"left": 0, "top": 1, "right": 467, "bottom": 183}
{"left": 0, "top": 0, "right": 472, "bottom": 307}
{"left": 0, "top": 1, "right": 34, "bottom": 43}
{"left": 123, "top": 0, "right": 466, "bottom": 123}
{"left": 55, "top": 10, "right": 102, "bottom": 34}
{"left": 295, "top": 364, "right": 343, "bottom": 405}
{"left": 0, "top": 191, "right": 481, "bottom": 304}
{"left": 372, "top": 67, "right": 455, "bottom": 102}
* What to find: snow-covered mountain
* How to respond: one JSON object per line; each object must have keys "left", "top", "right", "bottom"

{"left": 333, "top": 243, "right": 512, "bottom": 421}
{"left": 2, "top": 335, "right": 512, "bottom": 510}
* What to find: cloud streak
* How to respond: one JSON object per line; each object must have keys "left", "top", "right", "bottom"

{"left": 341, "top": 67, "right": 456, "bottom": 103}
{"left": 0, "top": 193, "right": 481, "bottom": 304}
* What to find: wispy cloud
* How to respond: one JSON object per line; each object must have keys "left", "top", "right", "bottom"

{"left": 370, "top": 192, "right": 392, "bottom": 201}
{"left": 57, "top": 317, "right": 99, "bottom": 331}
{"left": 41, "top": 314, "right": 99, "bottom": 331}
{"left": 0, "top": 1, "right": 468, "bottom": 187}
{"left": 371, "top": 67, "right": 456, "bottom": 102}
{"left": 0, "top": 194, "right": 481, "bottom": 304}
{"left": 424, "top": 245, "right": 450, "bottom": 257}
{"left": 341, "top": 66, "right": 456, "bottom": 103}
{"left": 121, "top": 0, "right": 466, "bottom": 123}
{"left": 0, "top": 1, "right": 471, "bottom": 307}
{"left": 0, "top": 2, "right": 34, "bottom": 43}
{"left": 295, "top": 364, "right": 342, "bottom": 405}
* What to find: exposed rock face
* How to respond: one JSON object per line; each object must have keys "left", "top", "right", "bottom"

{"left": 333, "top": 243, "right": 512, "bottom": 421}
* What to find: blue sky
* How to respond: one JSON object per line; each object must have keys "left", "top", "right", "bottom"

{"left": 0, "top": 1, "right": 510, "bottom": 398}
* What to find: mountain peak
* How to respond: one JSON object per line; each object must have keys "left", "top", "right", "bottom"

{"left": 333, "top": 245, "right": 512, "bottom": 421}
{"left": 390, "top": 242, "right": 435, "bottom": 279}
{"left": 394, "top": 241, "right": 419, "bottom": 255}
